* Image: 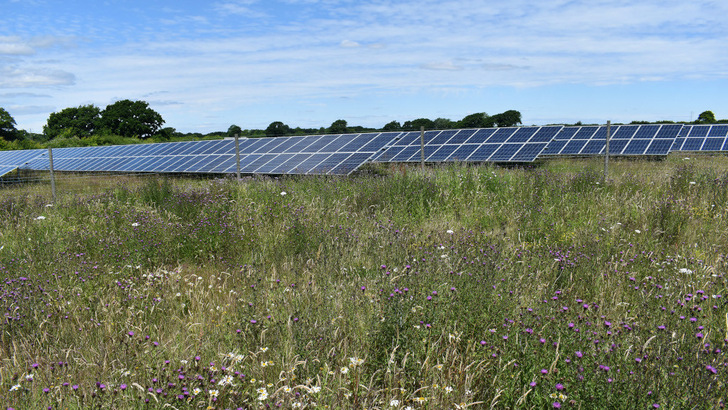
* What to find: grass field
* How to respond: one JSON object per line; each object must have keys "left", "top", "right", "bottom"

{"left": 0, "top": 156, "right": 726, "bottom": 409}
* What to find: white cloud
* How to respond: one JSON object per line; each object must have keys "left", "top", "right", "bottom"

{"left": 0, "top": 37, "right": 35, "bottom": 55}
{"left": 340, "top": 40, "right": 360, "bottom": 48}
{"left": 420, "top": 62, "right": 464, "bottom": 71}
{"left": 0, "top": 67, "right": 75, "bottom": 88}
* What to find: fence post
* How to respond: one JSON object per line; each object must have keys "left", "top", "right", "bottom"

{"left": 234, "top": 134, "right": 241, "bottom": 181}
{"left": 420, "top": 126, "right": 425, "bottom": 171}
{"left": 48, "top": 148, "right": 57, "bottom": 202}
{"left": 604, "top": 120, "right": 610, "bottom": 183}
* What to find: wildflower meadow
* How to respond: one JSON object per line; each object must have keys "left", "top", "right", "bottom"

{"left": 0, "top": 157, "right": 726, "bottom": 409}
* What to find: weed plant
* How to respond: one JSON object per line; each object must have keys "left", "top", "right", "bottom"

{"left": 0, "top": 156, "right": 726, "bottom": 409}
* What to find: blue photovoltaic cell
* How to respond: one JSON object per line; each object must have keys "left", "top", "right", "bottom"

{"left": 512, "top": 143, "right": 548, "bottom": 161}
{"left": 702, "top": 138, "right": 724, "bottom": 151}
{"left": 507, "top": 127, "right": 537, "bottom": 143}
{"left": 304, "top": 135, "right": 339, "bottom": 152}
{"left": 310, "top": 153, "right": 351, "bottom": 174}
{"left": 489, "top": 144, "right": 522, "bottom": 161}
{"left": 267, "top": 138, "right": 296, "bottom": 154}
{"left": 423, "top": 131, "right": 440, "bottom": 144}
{"left": 430, "top": 130, "right": 458, "bottom": 145}
{"left": 562, "top": 140, "right": 588, "bottom": 154}
{"left": 0, "top": 166, "right": 18, "bottom": 177}
{"left": 391, "top": 132, "right": 420, "bottom": 146}
{"left": 330, "top": 153, "right": 373, "bottom": 175}
{"left": 466, "top": 129, "right": 496, "bottom": 144}
{"left": 634, "top": 125, "right": 659, "bottom": 138}
{"left": 468, "top": 145, "right": 499, "bottom": 161}
{"left": 608, "top": 139, "right": 630, "bottom": 155}
{"left": 209, "top": 156, "right": 236, "bottom": 173}
{"left": 270, "top": 154, "right": 311, "bottom": 174}
{"left": 688, "top": 126, "right": 709, "bottom": 137}
{"left": 672, "top": 138, "right": 686, "bottom": 151}
{"left": 428, "top": 145, "right": 459, "bottom": 161}
{"left": 420, "top": 145, "right": 439, "bottom": 161}
{"left": 448, "top": 129, "right": 476, "bottom": 144}
{"left": 449, "top": 145, "right": 479, "bottom": 162}
{"left": 294, "top": 153, "right": 331, "bottom": 174}
{"left": 709, "top": 125, "right": 728, "bottom": 136}
{"left": 255, "top": 153, "right": 294, "bottom": 173}
{"left": 392, "top": 146, "right": 420, "bottom": 162}
{"left": 542, "top": 140, "right": 567, "bottom": 155}
{"left": 241, "top": 154, "right": 276, "bottom": 173}
{"left": 573, "top": 127, "right": 598, "bottom": 139}
{"left": 581, "top": 140, "right": 605, "bottom": 155}
{"left": 530, "top": 126, "right": 563, "bottom": 143}
{"left": 485, "top": 128, "right": 516, "bottom": 143}
{"left": 360, "top": 135, "right": 395, "bottom": 151}
{"left": 645, "top": 139, "right": 675, "bottom": 155}
{"left": 338, "top": 135, "right": 371, "bottom": 152}
{"left": 656, "top": 124, "right": 683, "bottom": 138}
{"left": 371, "top": 146, "right": 405, "bottom": 162}
{"left": 622, "top": 139, "right": 650, "bottom": 155}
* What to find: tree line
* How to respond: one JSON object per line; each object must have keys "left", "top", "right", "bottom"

{"left": 229, "top": 110, "right": 524, "bottom": 139}
{"left": 1, "top": 103, "right": 726, "bottom": 152}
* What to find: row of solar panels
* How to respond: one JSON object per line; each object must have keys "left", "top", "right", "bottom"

{"left": 1, "top": 124, "right": 727, "bottom": 178}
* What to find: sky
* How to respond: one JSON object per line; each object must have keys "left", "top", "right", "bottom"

{"left": 1, "top": 0, "right": 727, "bottom": 134}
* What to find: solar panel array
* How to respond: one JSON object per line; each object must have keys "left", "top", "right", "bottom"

{"left": 1, "top": 124, "right": 727, "bottom": 179}
{"left": 372, "top": 126, "right": 563, "bottom": 163}
{"left": 541, "top": 124, "right": 682, "bottom": 156}
{"left": 19, "top": 132, "right": 398, "bottom": 176}
{"left": 0, "top": 149, "right": 45, "bottom": 177}
{"left": 671, "top": 125, "right": 728, "bottom": 152}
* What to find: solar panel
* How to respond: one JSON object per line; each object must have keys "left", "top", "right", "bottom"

{"left": 673, "top": 125, "right": 728, "bottom": 152}
{"left": 542, "top": 124, "right": 677, "bottom": 156}
{"left": 0, "top": 165, "right": 18, "bottom": 177}
{"left": 373, "top": 126, "right": 559, "bottom": 163}
{"left": 8, "top": 123, "right": 723, "bottom": 179}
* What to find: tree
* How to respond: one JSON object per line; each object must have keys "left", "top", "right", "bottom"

{"left": 329, "top": 119, "right": 348, "bottom": 134}
{"left": 382, "top": 120, "right": 401, "bottom": 131}
{"left": 403, "top": 118, "right": 435, "bottom": 131}
{"left": 0, "top": 107, "right": 19, "bottom": 141}
{"left": 265, "top": 121, "right": 290, "bottom": 137}
{"left": 458, "top": 112, "right": 492, "bottom": 128}
{"left": 433, "top": 117, "right": 456, "bottom": 130}
{"left": 99, "top": 99, "right": 164, "bottom": 138}
{"left": 155, "top": 127, "right": 177, "bottom": 140}
{"left": 696, "top": 110, "right": 716, "bottom": 124}
{"left": 44, "top": 105, "right": 101, "bottom": 139}
{"left": 492, "top": 110, "right": 522, "bottom": 127}
{"left": 227, "top": 124, "right": 243, "bottom": 138}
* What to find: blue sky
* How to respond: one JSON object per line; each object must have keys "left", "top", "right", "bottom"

{"left": 1, "top": 0, "right": 727, "bottom": 134}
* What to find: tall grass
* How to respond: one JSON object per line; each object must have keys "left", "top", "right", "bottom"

{"left": 0, "top": 156, "right": 726, "bottom": 409}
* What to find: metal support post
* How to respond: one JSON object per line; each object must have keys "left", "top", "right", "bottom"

{"left": 234, "top": 134, "right": 241, "bottom": 181}
{"left": 604, "top": 120, "right": 610, "bottom": 183}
